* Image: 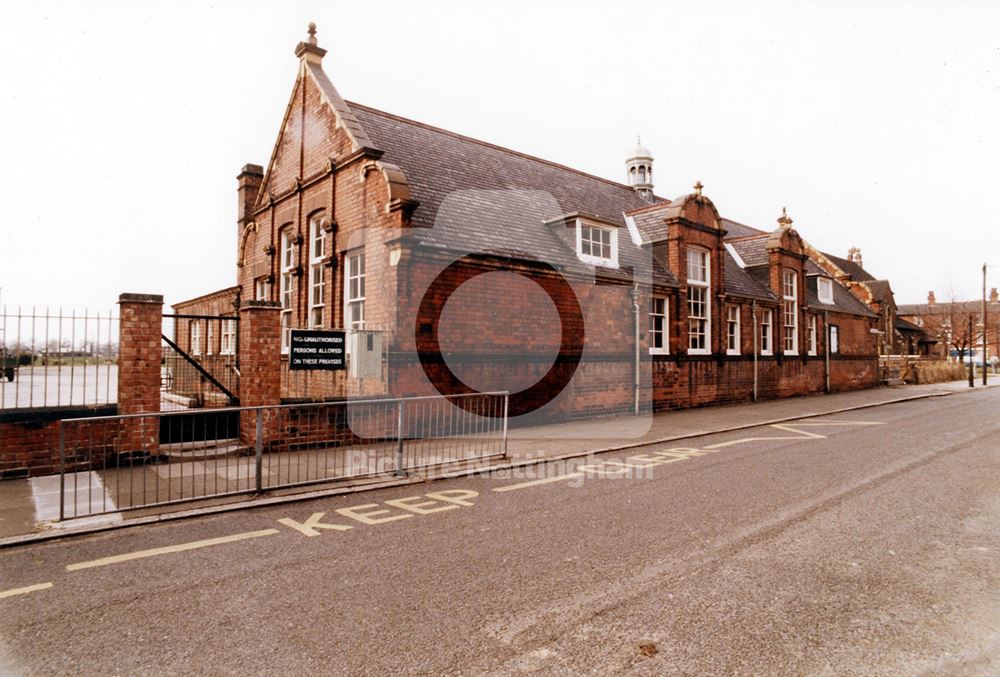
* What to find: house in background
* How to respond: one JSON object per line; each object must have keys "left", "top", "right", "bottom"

{"left": 898, "top": 290, "right": 999, "bottom": 360}
{"left": 800, "top": 246, "right": 931, "bottom": 356}
{"left": 176, "top": 25, "right": 885, "bottom": 422}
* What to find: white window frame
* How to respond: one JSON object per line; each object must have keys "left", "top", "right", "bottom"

{"left": 829, "top": 324, "right": 840, "bottom": 354}
{"left": 817, "top": 277, "right": 834, "bottom": 305}
{"left": 649, "top": 296, "right": 669, "bottom": 355}
{"left": 726, "top": 305, "right": 740, "bottom": 355}
{"left": 760, "top": 309, "right": 773, "bottom": 356}
{"left": 220, "top": 319, "right": 236, "bottom": 356}
{"left": 309, "top": 214, "right": 326, "bottom": 328}
{"left": 782, "top": 269, "right": 798, "bottom": 355}
{"left": 808, "top": 315, "right": 818, "bottom": 356}
{"left": 575, "top": 219, "right": 619, "bottom": 268}
{"left": 254, "top": 278, "right": 271, "bottom": 301}
{"left": 190, "top": 321, "right": 201, "bottom": 356}
{"left": 686, "top": 247, "right": 711, "bottom": 355}
{"left": 206, "top": 321, "right": 214, "bottom": 356}
{"left": 344, "top": 249, "right": 366, "bottom": 336}
{"left": 279, "top": 230, "right": 295, "bottom": 354}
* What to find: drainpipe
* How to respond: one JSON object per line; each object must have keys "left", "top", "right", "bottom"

{"left": 752, "top": 300, "right": 758, "bottom": 402}
{"left": 632, "top": 283, "right": 641, "bottom": 415}
{"left": 824, "top": 310, "right": 831, "bottom": 394}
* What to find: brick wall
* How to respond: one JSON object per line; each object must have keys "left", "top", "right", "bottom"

{"left": 0, "top": 293, "right": 168, "bottom": 478}
{"left": 0, "top": 406, "right": 118, "bottom": 478}
{"left": 117, "top": 294, "right": 162, "bottom": 455}
{"left": 234, "top": 61, "right": 403, "bottom": 402}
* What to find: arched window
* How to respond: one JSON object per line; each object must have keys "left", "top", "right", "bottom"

{"left": 638, "top": 166, "right": 646, "bottom": 184}
{"left": 308, "top": 212, "right": 326, "bottom": 327}
{"left": 279, "top": 226, "right": 295, "bottom": 353}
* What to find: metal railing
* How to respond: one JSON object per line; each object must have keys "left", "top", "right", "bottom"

{"left": 161, "top": 314, "right": 239, "bottom": 410}
{"left": 1, "top": 306, "right": 119, "bottom": 410}
{"left": 57, "top": 391, "right": 508, "bottom": 520}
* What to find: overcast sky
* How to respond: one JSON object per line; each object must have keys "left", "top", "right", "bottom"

{"left": 1, "top": 0, "right": 998, "bottom": 312}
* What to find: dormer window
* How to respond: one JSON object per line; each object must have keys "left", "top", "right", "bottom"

{"left": 576, "top": 219, "right": 618, "bottom": 267}
{"left": 817, "top": 277, "right": 834, "bottom": 304}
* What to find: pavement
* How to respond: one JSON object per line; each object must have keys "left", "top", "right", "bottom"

{"left": 0, "top": 378, "right": 993, "bottom": 544}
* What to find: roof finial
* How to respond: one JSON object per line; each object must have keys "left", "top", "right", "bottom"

{"left": 296, "top": 22, "right": 327, "bottom": 61}
{"left": 777, "top": 206, "right": 793, "bottom": 229}
{"left": 693, "top": 181, "right": 703, "bottom": 197}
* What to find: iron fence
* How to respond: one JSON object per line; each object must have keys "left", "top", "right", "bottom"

{"left": 0, "top": 306, "right": 119, "bottom": 410}
{"left": 161, "top": 314, "right": 239, "bottom": 411}
{"left": 57, "top": 391, "right": 508, "bottom": 520}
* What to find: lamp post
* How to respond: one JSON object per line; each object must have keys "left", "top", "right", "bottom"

{"left": 984, "top": 263, "right": 988, "bottom": 386}
{"left": 984, "top": 263, "right": 996, "bottom": 385}
{"left": 968, "top": 319, "right": 975, "bottom": 388}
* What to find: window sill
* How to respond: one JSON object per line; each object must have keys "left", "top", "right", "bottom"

{"left": 687, "top": 349, "right": 711, "bottom": 356}
{"left": 577, "top": 253, "right": 619, "bottom": 268}
{"left": 649, "top": 348, "right": 670, "bottom": 356}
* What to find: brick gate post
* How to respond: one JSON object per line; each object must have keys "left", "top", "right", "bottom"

{"left": 117, "top": 293, "right": 163, "bottom": 455}
{"left": 238, "top": 300, "right": 282, "bottom": 449}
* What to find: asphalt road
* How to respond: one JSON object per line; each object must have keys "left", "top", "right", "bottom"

{"left": 1, "top": 389, "right": 999, "bottom": 675}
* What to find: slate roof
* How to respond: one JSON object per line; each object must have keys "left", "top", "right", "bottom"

{"left": 727, "top": 236, "right": 770, "bottom": 267}
{"left": 348, "top": 102, "right": 664, "bottom": 278}
{"left": 804, "top": 279, "right": 877, "bottom": 317}
{"left": 864, "top": 279, "right": 894, "bottom": 306}
{"left": 724, "top": 235, "right": 874, "bottom": 316}
{"left": 895, "top": 316, "right": 924, "bottom": 332}
{"left": 804, "top": 260, "right": 826, "bottom": 276}
{"left": 724, "top": 251, "right": 775, "bottom": 300}
{"left": 340, "top": 100, "right": 878, "bottom": 320}
{"left": 629, "top": 203, "right": 671, "bottom": 243}
{"left": 721, "top": 218, "right": 765, "bottom": 239}
{"left": 826, "top": 254, "right": 875, "bottom": 282}
{"left": 897, "top": 300, "right": 999, "bottom": 316}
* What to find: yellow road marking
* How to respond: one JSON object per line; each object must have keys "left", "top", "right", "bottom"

{"left": 278, "top": 513, "right": 353, "bottom": 537}
{"left": 385, "top": 496, "right": 460, "bottom": 515}
{"left": 704, "top": 423, "right": 824, "bottom": 449}
{"left": 786, "top": 421, "right": 886, "bottom": 426}
{"left": 704, "top": 436, "right": 806, "bottom": 449}
{"left": 335, "top": 504, "right": 413, "bottom": 525}
{"left": 66, "top": 529, "right": 280, "bottom": 571}
{"left": 0, "top": 582, "right": 53, "bottom": 600}
{"left": 772, "top": 424, "right": 827, "bottom": 439}
{"left": 701, "top": 420, "right": 884, "bottom": 449}
{"left": 499, "top": 420, "right": 886, "bottom": 486}
{"left": 493, "top": 473, "right": 583, "bottom": 492}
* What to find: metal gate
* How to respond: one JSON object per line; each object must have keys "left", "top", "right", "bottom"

{"left": 57, "top": 392, "right": 509, "bottom": 520}
{"left": 160, "top": 313, "right": 239, "bottom": 444}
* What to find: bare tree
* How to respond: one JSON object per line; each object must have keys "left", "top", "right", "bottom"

{"left": 920, "top": 299, "right": 982, "bottom": 364}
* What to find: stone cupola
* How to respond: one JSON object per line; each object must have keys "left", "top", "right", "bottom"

{"left": 626, "top": 137, "right": 654, "bottom": 200}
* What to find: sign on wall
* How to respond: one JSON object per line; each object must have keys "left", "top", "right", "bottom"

{"left": 289, "top": 329, "right": 346, "bottom": 370}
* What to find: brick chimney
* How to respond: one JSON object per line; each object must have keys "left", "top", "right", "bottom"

{"left": 927, "top": 291, "right": 936, "bottom": 305}
{"left": 991, "top": 287, "right": 998, "bottom": 303}
{"left": 847, "top": 247, "right": 863, "bottom": 268}
{"left": 237, "top": 164, "right": 264, "bottom": 227}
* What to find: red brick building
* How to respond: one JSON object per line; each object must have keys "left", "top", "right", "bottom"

{"left": 179, "top": 25, "right": 882, "bottom": 422}
{"left": 898, "top": 289, "right": 1000, "bottom": 361}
